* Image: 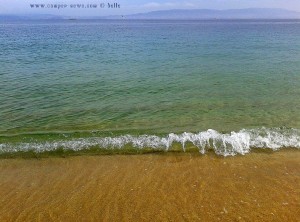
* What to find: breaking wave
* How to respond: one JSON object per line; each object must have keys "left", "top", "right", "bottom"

{"left": 0, "top": 128, "right": 300, "bottom": 156}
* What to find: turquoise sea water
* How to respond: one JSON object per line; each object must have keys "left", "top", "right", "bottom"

{"left": 1, "top": 20, "right": 300, "bottom": 156}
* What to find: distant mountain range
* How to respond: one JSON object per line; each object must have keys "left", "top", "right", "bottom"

{"left": 1, "top": 8, "right": 300, "bottom": 21}
{"left": 106, "top": 8, "right": 300, "bottom": 20}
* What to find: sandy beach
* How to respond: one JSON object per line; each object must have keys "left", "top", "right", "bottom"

{"left": 0, "top": 150, "right": 299, "bottom": 221}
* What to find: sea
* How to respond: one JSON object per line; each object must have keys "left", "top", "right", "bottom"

{"left": 1, "top": 19, "right": 300, "bottom": 156}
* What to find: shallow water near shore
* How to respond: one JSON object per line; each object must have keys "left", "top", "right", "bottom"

{"left": 1, "top": 19, "right": 300, "bottom": 156}
{"left": 0, "top": 150, "right": 299, "bottom": 221}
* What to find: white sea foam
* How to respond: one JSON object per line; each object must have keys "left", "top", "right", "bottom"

{"left": 0, "top": 128, "right": 299, "bottom": 156}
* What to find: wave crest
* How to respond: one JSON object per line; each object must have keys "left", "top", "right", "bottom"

{"left": 1, "top": 128, "right": 300, "bottom": 156}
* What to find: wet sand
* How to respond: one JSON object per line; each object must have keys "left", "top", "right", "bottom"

{"left": 0, "top": 150, "right": 299, "bottom": 221}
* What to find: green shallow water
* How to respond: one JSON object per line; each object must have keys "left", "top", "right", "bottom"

{"left": 1, "top": 20, "right": 300, "bottom": 155}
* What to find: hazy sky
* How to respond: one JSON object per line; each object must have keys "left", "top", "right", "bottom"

{"left": 1, "top": 0, "right": 300, "bottom": 16}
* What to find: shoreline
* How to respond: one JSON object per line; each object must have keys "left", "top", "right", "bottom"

{"left": 1, "top": 127, "right": 300, "bottom": 158}
{"left": 0, "top": 146, "right": 298, "bottom": 159}
{"left": 0, "top": 150, "right": 299, "bottom": 221}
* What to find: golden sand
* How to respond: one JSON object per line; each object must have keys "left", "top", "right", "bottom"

{"left": 0, "top": 151, "right": 299, "bottom": 221}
